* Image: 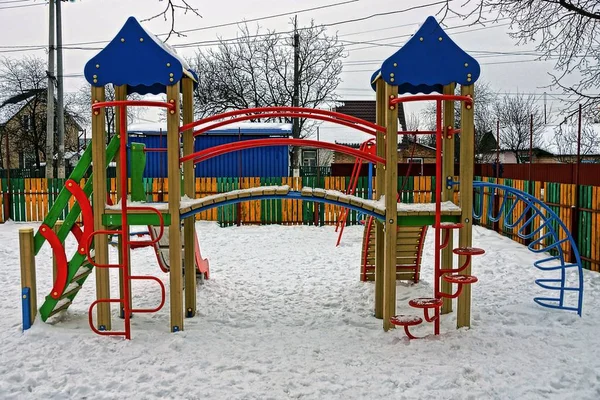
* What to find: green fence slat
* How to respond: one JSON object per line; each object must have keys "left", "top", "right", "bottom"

{"left": 19, "top": 179, "right": 26, "bottom": 222}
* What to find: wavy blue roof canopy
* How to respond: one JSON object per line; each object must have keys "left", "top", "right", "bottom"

{"left": 372, "top": 16, "right": 480, "bottom": 94}
{"left": 84, "top": 17, "right": 197, "bottom": 95}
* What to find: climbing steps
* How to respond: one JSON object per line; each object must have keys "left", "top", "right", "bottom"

{"left": 391, "top": 219, "right": 484, "bottom": 339}
{"left": 472, "top": 181, "right": 584, "bottom": 315}
{"left": 37, "top": 136, "right": 120, "bottom": 321}
{"left": 360, "top": 221, "right": 428, "bottom": 282}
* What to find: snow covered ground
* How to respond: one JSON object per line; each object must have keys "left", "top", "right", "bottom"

{"left": 1, "top": 221, "right": 600, "bottom": 399}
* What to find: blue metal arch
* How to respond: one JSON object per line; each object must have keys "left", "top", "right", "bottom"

{"left": 180, "top": 191, "right": 385, "bottom": 221}
{"left": 472, "top": 181, "right": 584, "bottom": 315}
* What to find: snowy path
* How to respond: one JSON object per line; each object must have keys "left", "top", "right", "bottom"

{"left": 1, "top": 222, "right": 600, "bottom": 399}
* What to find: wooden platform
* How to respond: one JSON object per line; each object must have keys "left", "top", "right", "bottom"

{"left": 103, "top": 189, "right": 462, "bottom": 227}
{"left": 361, "top": 224, "right": 428, "bottom": 282}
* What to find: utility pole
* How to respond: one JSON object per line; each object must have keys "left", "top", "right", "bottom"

{"left": 45, "top": 0, "right": 56, "bottom": 179}
{"left": 292, "top": 15, "right": 300, "bottom": 175}
{"left": 56, "top": 0, "right": 66, "bottom": 178}
{"left": 543, "top": 91, "right": 547, "bottom": 125}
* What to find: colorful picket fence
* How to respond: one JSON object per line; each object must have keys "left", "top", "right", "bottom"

{"left": 1, "top": 176, "right": 598, "bottom": 271}
{"left": 0, "top": 176, "right": 438, "bottom": 225}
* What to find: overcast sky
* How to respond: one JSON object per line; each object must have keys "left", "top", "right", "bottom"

{"left": 0, "top": 0, "right": 583, "bottom": 143}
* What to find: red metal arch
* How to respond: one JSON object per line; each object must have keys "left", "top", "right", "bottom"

{"left": 180, "top": 138, "right": 386, "bottom": 165}
{"left": 192, "top": 112, "right": 380, "bottom": 137}
{"left": 178, "top": 107, "right": 386, "bottom": 136}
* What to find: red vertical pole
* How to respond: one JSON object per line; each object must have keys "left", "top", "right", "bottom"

{"left": 4, "top": 132, "right": 11, "bottom": 220}
{"left": 496, "top": 120, "right": 500, "bottom": 181}
{"left": 119, "top": 106, "right": 131, "bottom": 340}
{"left": 159, "top": 128, "right": 164, "bottom": 202}
{"left": 237, "top": 127, "right": 241, "bottom": 226}
{"left": 571, "top": 104, "right": 582, "bottom": 262}
{"left": 529, "top": 114, "right": 533, "bottom": 181}
{"left": 434, "top": 99, "right": 442, "bottom": 335}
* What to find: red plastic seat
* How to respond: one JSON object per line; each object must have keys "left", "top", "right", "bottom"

{"left": 432, "top": 222, "right": 464, "bottom": 230}
{"left": 408, "top": 297, "right": 443, "bottom": 309}
{"left": 453, "top": 247, "right": 485, "bottom": 256}
{"left": 390, "top": 314, "right": 423, "bottom": 327}
{"left": 442, "top": 274, "right": 478, "bottom": 284}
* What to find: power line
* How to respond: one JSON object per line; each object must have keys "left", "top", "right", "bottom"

{"left": 0, "top": 0, "right": 360, "bottom": 50}
{"left": 0, "top": 0, "right": 449, "bottom": 52}
{"left": 0, "top": 2, "right": 43, "bottom": 10}
{"left": 0, "top": 0, "right": 35, "bottom": 4}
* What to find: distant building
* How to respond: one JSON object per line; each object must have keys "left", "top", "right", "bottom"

{"left": 128, "top": 122, "right": 291, "bottom": 177}
{"left": 0, "top": 93, "right": 81, "bottom": 169}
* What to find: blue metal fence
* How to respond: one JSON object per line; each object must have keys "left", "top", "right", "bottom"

{"left": 128, "top": 124, "right": 290, "bottom": 178}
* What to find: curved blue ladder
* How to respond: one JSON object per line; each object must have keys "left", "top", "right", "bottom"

{"left": 472, "top": 181, "right": 584, "bottom": 316}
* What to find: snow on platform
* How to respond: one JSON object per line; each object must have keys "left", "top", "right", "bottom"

{"left": 1, "top": 222, "right": 599, "bottom": 399}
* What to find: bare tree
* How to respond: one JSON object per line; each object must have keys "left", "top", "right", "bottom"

{"left": 420, "top": 81, "right": 497, "bottom": 159}
{"left": 0, "top": 56, "right": 51, "bottom": 168}
{"left": 189, "top": 21, "right": 345, "bottom": 168}
{"left": 318, "top": 150, "right": 333, "bottom": 167}
{"left": 553, "top": 118, "right": 600, "bottom": 162}
{"left": 143, "top": 0, "right": 202, "bottom": 41}
{"left": 440, "top": 1, "right": 600, "bottom": 114}
{"left": 69, "top": 85, "right": 145, "bottom": 145}
{"left": 494, "top": 93, "right": 546, "bottom": 163}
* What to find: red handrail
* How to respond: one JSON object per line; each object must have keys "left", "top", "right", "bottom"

{"left": 336, "top": 139, "right": 374, "bottom": 243}
{"left": 181, "top": 138, "right": 386, "bottom": 165}
{"left": 129, "top": 276, "right": 166, "bottom": 313}
{"left": 390, "top": 94, "right": 473, "bottom": 106}
{"left": 179, "top": 106, "right": 386, "bottom": 134}
{"left": 125, "top": 207, "right": 164, "bottom": 246}
{"left": 39, "top": 224, "right": 68, "bottom": 300}
{"left": 65, "top": 179, "right": 94, "bottom": 255}
{"left": 88, "top": 299, "right": 129, "bottom": 336}
{"left": 91, "top": 100, "right": 175, "bottom": 111}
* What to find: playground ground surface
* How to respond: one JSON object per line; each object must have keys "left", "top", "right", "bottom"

{"left": 0, "top": 222, "right": 599, "bottom": 399}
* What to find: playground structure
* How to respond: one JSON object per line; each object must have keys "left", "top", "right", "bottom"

{"left": 18, "top": 16, "right": 584, "bottom": 340}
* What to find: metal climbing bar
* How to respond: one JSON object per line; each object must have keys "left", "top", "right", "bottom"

{"left": 181, "top": 139, "right": 386, "bottom": 166}
{"left": 472, "top": 181, "right": 584, "bottom": 316}
{"left": 389, "top": 94, "right": 473, "bottom": 106}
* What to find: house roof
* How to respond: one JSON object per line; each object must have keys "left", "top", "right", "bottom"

{"left": 332, "top": 100, "right": 407, "bottom": 131}
{"left": 84, "top": 17, "right": 197, "bottom": 95}
{"left": 0, "top": 92, "right": 82, "bottom": 131}
{"left": 371, "top": 16, "right": 480, "bottom": 94}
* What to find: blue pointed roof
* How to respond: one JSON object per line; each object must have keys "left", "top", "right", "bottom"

{"left": 84, "top": 17, "right": 197, "bottom": 95}
{"left": 372, "top": 16, "right": 480, "bottom": 94}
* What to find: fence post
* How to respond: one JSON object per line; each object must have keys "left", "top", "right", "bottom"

{"left": 19, "top": 228, "right": 36, "bottom": 329}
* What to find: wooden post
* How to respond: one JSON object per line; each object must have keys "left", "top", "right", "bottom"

{"left": 115, "top": 84, "right": 132, "bottom": 318}
{"left": 457, "top": 84, "right": 475, "bottom": 328}
{"left": 91, "top": 86, "right": 111, "bottom": 331}
{"left": 52, "top": 220, "right": 63, "bottom": 283}
{"left": 182, "top": 77, "right": 197, "bottom": 318}
{"left": 167, "top": 82, "right": 183, "bottom": 332}
{"left": 441, "top": 84, "right": 455, "bottom": 314}
{"left": 383, "top": 83, "right": 399, "bottom": 331}
{"left": 19, "top": 228, "right": 37, "bottom": 326}
{"left": 374, "top": 78, "right": 386, "bottom": 319}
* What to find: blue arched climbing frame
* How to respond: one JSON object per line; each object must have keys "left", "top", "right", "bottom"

{"left": 472, "top": 181, "right": 584, "bottom": 316}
